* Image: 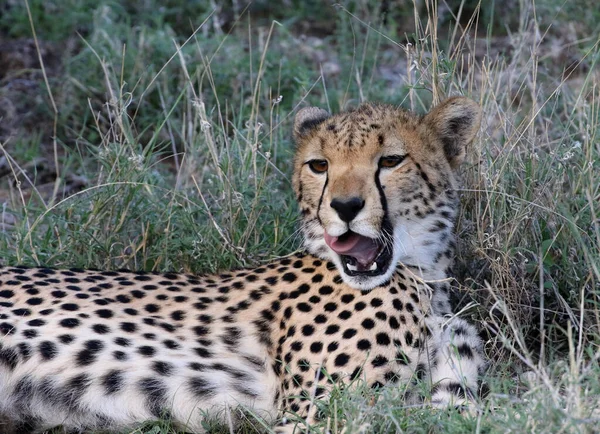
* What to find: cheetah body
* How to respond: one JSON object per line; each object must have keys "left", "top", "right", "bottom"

{"left": 0, "top": 97, "right": 485, "bottom": 433}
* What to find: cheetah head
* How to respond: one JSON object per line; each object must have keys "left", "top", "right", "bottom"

{"left": 293, "top": 97, "right": 481, "bottom": 291}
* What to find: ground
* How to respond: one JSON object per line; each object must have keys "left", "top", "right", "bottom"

{"left": 0, "top": 0, "right": 599, "bottom": 433}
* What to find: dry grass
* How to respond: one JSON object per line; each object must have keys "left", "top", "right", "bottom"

{"left": 0, "top": 0, "right": 599, "bottom": 432}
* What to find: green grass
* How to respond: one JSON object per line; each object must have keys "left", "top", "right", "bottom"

{"left": 1, "top": 0, "right": 599, "bottom": 433}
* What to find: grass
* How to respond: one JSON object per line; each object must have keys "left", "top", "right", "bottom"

{"left": 1, "top": 0, "right": 599, "bottom": 432}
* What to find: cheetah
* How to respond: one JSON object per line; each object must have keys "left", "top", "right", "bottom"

{"left": 0, "top": 96, "right": 486, "bottom": 433}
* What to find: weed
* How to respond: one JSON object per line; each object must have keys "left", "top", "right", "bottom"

{"left": 1, "top": 0, "right": 599, "bottom": 433}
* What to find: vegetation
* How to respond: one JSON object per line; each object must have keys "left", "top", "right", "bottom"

{"left": 0, "top": 0, "right": 598, "bottom": 432}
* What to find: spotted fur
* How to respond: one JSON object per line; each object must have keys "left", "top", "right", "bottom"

{"left": 0, "top": 97, "right": 485, "bottom": 433}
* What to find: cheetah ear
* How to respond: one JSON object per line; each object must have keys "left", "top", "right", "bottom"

{"left": 424, "top": 97, "right": 481, "bottom": 169}
{"left": 293, "top": 107, "right": 330, "bottom": 141}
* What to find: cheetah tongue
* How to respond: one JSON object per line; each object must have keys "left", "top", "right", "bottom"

{"left": 324, "top": 232, "right": 380, "bottom": 268}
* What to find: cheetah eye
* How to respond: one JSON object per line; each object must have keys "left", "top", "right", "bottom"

{"left": 379, "top": 155, "right": 406, "bottom": 168}
{"left": 307, "top": 159, "right": 328, "bottom": 174}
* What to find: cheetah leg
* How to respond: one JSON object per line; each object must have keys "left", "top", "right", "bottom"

{"left": 427, "top": 317, "right": 486, "bottom": 408}
{"left": 274, "top": 392, "right": 322, "bottom": 434}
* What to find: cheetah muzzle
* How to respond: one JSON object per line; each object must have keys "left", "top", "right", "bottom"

{"left": 0, "top": 97, "right": 487, "bottom": 434}
{"left": 324, "top": 230, "right": 392, "bottom": 276}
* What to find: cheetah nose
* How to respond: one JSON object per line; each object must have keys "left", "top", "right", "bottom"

{"left": 330, "top": 197, "right": 365, "bottom": 222}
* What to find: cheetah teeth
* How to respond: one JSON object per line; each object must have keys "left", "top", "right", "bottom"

{"left": 347, "top": 262, "right": 378, "bottom": 272}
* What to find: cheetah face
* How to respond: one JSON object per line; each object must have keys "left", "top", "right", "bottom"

{"left": 292, "top": 98, "right": 481, "bottom": 291}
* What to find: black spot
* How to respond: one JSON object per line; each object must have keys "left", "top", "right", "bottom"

{"left": 124, "top": 308, "right": 138, "bottom": 316}
{"left": 115, "top": 337, "right": 131, "bottom": 347}
{"left": 61, "top": 303, "right": 79, "bottom": 311}
{"left": 193, "top": 326, "right": 210, "bottom": 336}
{"left": 370, "top": 298, "right": 383, "bottom": 307}
{"left": 327, "top": 342, "right": 339, "bottom": 352}
{"left": 51, "top": 290, "right": 66, "bottom": 298}
{"left": 354, "top": 302, "right": 366, "bottom": 311}
{"left": 188, "top": 377, "right": 216, "bottom": 398}
{"left": 58, "top": 334, "right": 75, "bottom": 344}
{"left": 63, "top": 373, "right": 91, "bottom": 403}
{"left": 145, "top": 304, "right": 160, "bottom": 313}
{"left": 342, "top": 328, "right": 357, "bottom": 339}
{"left": 325, "top": 324, "right": 340, "bottom": 335}
{"left": 338, "top": 310, "right": 352, "bottom": 320}
{"left": 457, "top": 343, "right": 474, "bottom": 359}
{"left": 102, "top": 370, "right": 123, "bottom": 394}
{"left": 198, "top": 314, "right": 214, "bottom": 324}
{"left": 384, "top": 371, "right": 400, "bottom": 383}
{"left": 138, "top": 346, "right": 156, "bottom": 357}
{"left": 314, "top": 314, "right": 327, "bottom": 324}
{"left": 134, "top": 275, "right": 153, "bottom": 282}
{"left": 392, "top": 299, "right": 403, "bottom": 311}
{"left": 163, "top": 339, "right": 181, "bottom": 350}
{"left": 339, "top": 294, "right": 355, "bottom": 305}
{"left": 298, "top": 358, "right": 311, "bottom": 372}
{"left": 121, "top": 322, "right": 137, "bottom": 333}
{"left": 334, "top": 353, "right": 350, "bottom": 367}
{"left": 39, "top": 341, "right": 58, "bottom": 360}
{"left": 361, "top": 318, "right": 375, "bottom": 329}
{"left": 282, "top": 273, "right": 297, "bottom": 283}
{"left": 245, "top": 274, "right": 258, "bottom": 283}
{"left": 221, "top": 327, "right": 241, "bottom": 348}
{"left": 76, "top": 340, "right": 104, "bottom": 366}
{"left": 92, "top": 324, "right": 110, "bottom": 334}
{"left": 302, "top": 325, "right": 315, "bottom": 336}
{"left": 376, "top": 333, "right": 391, "bottom": 346}
{"left": 310, "top": 342, "right": 323, "bottom": 353}
{"left": 189, "top": 362, "right": 206, "bottom": 371}
{"left": 12, "top": 308, "right": 31, "bottom": 317}
{"left": 0, "top": 322, "right": 16, "bottom": 335}
{"left": 357, "top": 339, "right": 371, "bottom": 351}
{"left": 375, "top": 311, "right": 387, "bottom": 321}
{"left": 260, "top": 309, "right": 274, "bottom": 321}
{"left": 372, "top": 355, "right": 388, "bottom": 367}
{"left": 60, "top": 318, "right": 80, "bottom": 328}
{"left": 152, "top": 361, "right": 174, "bottom": 376}
{"left": 297, "top": 302, "right": 311, "bottom": 312}
{"left": 23, "top": 329, "right": 38, "bottom": 339}
{"left": 324, "top": 302, "right": 337, "bottom": 312}
{"left": 445, "top": 382, "right": 468, "bottom": 399}
{"left": 113, "top": 351, "right": 128, "bottom": 361}
{"left": 318, "top": 285, "right": 334, "bottom": 295}
{"left": 85, "top": 340, "right": 104, "bottom": 352}
{"left": 194, "top": 347, "right": 213, "bottom": 358}
{"left": 26, "top": 297, "right": 43, "bottom": 305}
{"left": 96, "top": 309, "right": 114, "bottom": 319}
{"left": 404, "top": 331, "right": 414, "bottom": 346}
{"left": 0, "top": 290, "right": 14, "bottom": 298}
{"left": 138, "top": 378, "right": 168, "bottom": 417}
{"left": 0, "top": 346, "right": 19, "bottom": 369}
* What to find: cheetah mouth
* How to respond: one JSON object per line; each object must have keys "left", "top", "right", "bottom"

{"left": 324, "top": 231, "right": 392, "bottom": 277}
